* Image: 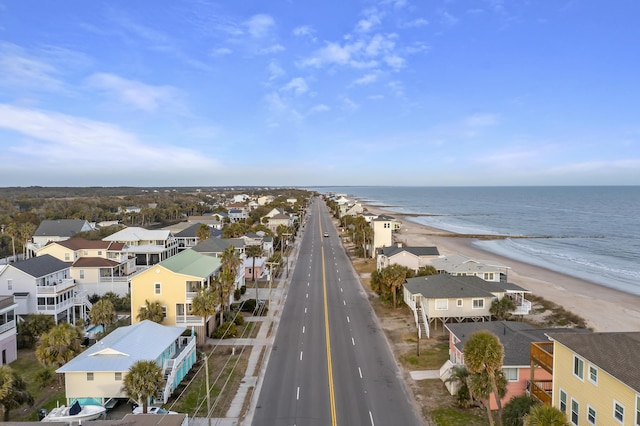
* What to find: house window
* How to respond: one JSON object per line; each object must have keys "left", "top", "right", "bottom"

{"left": 98, "top": 251, "right": 102, "bottom": 256}
{"left": 472, "top": 299, "right": 484, "bottom": 309}
{"left": 435, "top": 299, "right": 448, "bottom": 310}
{"left": 587, "top": 405, "right": 596, "bottom": 425}
{"left": 588, "top": 365, "right": 598, "bottom": 384}
{"left": 456, "top": 299, "right": 463, "bottom": 307}
{"left": 155, "top": 282, "right": 161, "bottom": 295}
{"left": 636, "top": 395, "right": 640, "bottom": 425}
{"left": 64, "top": 253, "right": 70, "bottom": 261}
{"left": 115, "top": 372, "right": 122, "bottom": 381}
{"left": 7, "top": 279, "right": 11, "bottom": 290}
{"left": 573, "top": 356, "right": 584, "bottom": 380}
{"left": 614, "top": 400, "right": 624, "bottom": 423}
{"left": 571, "top": 399, "right": 579, "bottom": 425}
{"left": 161, "top": 306, "right": 167, "bottom": 318}
{"left": 83, "top": 250, "right": 88, "bottom": 256}
{"left": 79, "top": 270, "right": 85, "bottom": 279}
{"left": 502, "top": 368, "right": 518, "bottom": 381}
{"left": 87, "top": 372, "right": 94, "bottom": 381}
{"left": 559, "top": 389, "right": 567, "bottom": 413}
{"left": 483, "top": 272, "right": 494, "bottom": 281}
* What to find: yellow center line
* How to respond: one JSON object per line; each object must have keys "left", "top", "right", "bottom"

{"left": 319, "top": 206, "right": 338, "bottom": 426}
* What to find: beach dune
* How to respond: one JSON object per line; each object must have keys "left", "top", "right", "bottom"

{"left": 364, "top": 203, "right": 640, "bottom": 333}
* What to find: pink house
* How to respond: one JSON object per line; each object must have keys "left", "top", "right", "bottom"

{"left": 442, "top": 321, "right": 585, "bottom": 410}
{"left": 244, "top": 256, "right": 267, "bottom": 281}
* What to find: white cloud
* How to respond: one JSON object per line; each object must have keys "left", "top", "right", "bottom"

{"left": 0, "top": 104, "right": 218, "bottom": 169}
{"left": 281, "top": 77, "right": 309, "bottom": 96}
{"left": 260, "top": 44, "right": 285, "bottom": 54}
{"left": 353, "top": 73, "right": 378, "bottom": 86}
{"left": 211, "top": 47, "right": 233, "bottom": 56}
{"left": 245, "top": 14, "right": 276, "bottom": 38}
{"left": 267, "top": 61, "right": 285, "bottom": 81}
{"left": 405, "top": 42, "right": 431, "bottom": 54}
{"left": 355, "top": 8, "right": 384, "bottom": 33}
{"left": 341, "top": 97, "right": 360, "bottom": 112}
{"left": 85, "top": 73, "right": 181, "bottom": 113}
{"left": 401, "top": 18, "right": 429, "bottom": 28}
{"left": 309, "top": 104, "right": 330, "bottom": 114}
{"left": 0, "top": 43, "right": 66, "bottom": 92}
{"left": 439, "top": 10, "right": 459, "bottom": 26}
{"left": 293, "top": 25, "right": 317, "bottom": 42}
{"left": 384, "top": 54, "right": 405, "bottom": 70}
{"left": 387, "top": 80, "right": 405, "bottom": 97}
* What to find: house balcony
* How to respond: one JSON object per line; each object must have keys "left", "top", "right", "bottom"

{"left": 175, "top": 315, "right": 204, "bottom": 325}
{"left": 530, "top": 341, "right": 554, "bottom": 373}
{"left": 36, "top": 278, "right": 75, "bottom": 294}
{"left": 528, "top": 379, "right": 553, "bottom": 405}
{"left": 513, "top": 299, "right": 532, "bottom": 315}
{"left": 36, "top": 297, "right": 74, "bottom": 313}
{"left": 0, "top": 319, "right": 16, "bottom": 335}
{"left": 98, "top": 275, "right": 130, "bottom": 283}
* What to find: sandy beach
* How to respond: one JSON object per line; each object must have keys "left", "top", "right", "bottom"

{"left": 364, "top": 203, "right": 640, "bottom": 333}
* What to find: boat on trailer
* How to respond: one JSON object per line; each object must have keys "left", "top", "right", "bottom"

{"left": 41, "top": 400, "right": 106, "bottom": 423}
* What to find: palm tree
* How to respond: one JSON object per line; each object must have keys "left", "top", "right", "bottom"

{"left": 89, "top": 299, "right": 116, "bottom": 332}
{"left": 137, "top": 299, "right": 165, "bottom": 324}
{"left": 122, "top": 360, "right": 164, "bottom": 414}
{"left": 524, "top": 404, "right": 570, "bottom": 426}
{"left": 19, "top": 222, "right": 35, "bottom": 259}
{"left": 469, "top": 370, "right": 498, "bottom": 426}
{"left": 220, "top": 245, "right": 242, "bottom": 310}
{"left": 381, "top": 264, "right": 409, "bottom": 308}
{"left": 191, "top": 287, "right": 219, "bottom": 338}
{"left": 4, "top": 222, "right": 18, "bottom": 262}
{"left": 245, "top": 244, "right": 263, "bottom": 299}
{"left": 0, "top": 366, "right": 34, "bottom": 421}
{"left": 464, "top": 330, "right": 507, "bottom": 425}
{"left": 35, "top": 322, "right": 83, "bottom": 383}
{"left": 196, "top": 224, "right": 210, "bottom": 242}
{"left": 444, "top": 365, "right": 472, "bottom": 408}
{"left": 490, "top": 297, "right": 516, "bottom": 321}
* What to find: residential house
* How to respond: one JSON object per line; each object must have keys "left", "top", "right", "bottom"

{"left": 244, "top": 256, "right": 267, "bottom": 281}
{"left": 229, "top": 208, "right": 249, "bottom": 223}
{"left": 190, "top": 238, "right": 246, "bottom": 291}
{"left": 530, "top": 331, "right": 640, "bottom": 426}
{"left": 403, "top": 274, "right": 531, "bottom": 338}
{"left": 267, "top": 213, "right": 292, "bottom": 233}
{"left": 28, "top": 219, "right": 93, "bottom": 257}
{"left": 263, "top": 207, "right": 287, "bottom": 220}
{"left": 339, "top": 202, "right": 364, "bottom": 218}
{"left": 103, "top": 227, "right": 179, "bottom": 268}
{"left": 241, "top": 233, "right": 273, "bottom": 257}
{"left": 129, "top": 250, "right": 221, "bottom": 343}
{"left": 0, "top": 295, "right": 18, "bottom": 365}
{"left": 35, "top": 238, "right": 135, "bottom": 296}
{"left": 172, "top": 223, "right": 209, "bottom": 251}
{"left": 376, "top": 244, "right": 441, "bottom": 272}
{"left": 57, "top": 320, "right": 196, "bottom": 407}
{"left": 257, "top": 195, "right": 274, "bottom": 206}
{"left": 0, "top": 255, "right": 90, "bottom": 325}
{"left": 371, "top": 216, "right": 394, "bottom": 257}
{"left": 429, "top": 254, "right": 511, "bottom": 282}
{"left": 186, "top": 215, "right": 225, "bottom": 230}
{"left": 443, "top": 321, "right": 586, "bottom": 410}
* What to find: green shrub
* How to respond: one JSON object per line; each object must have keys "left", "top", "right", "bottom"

{"left": 240, "top": 285, "right": 247, "bottom": 295}
{"left": 36, "top": 367, "right": 56, "bottom": 387}
{"left": 234, "top": 289, "right": 241, "bottom": 300}
{"left": 212, "top": 322, "right": 238, "bottom": 339}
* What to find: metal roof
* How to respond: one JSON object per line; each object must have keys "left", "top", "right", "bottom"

{"left": 157, "top": 249, "right": 221, "bottom": 278}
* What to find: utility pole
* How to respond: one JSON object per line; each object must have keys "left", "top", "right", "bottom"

{"left": 265, "top": 261, "right": 279, "bottom": 320}
{"left": 282, "top": 232, "right": 292, "bottom": 278}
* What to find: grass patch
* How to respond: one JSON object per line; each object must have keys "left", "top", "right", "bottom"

{"left": 431, "top": 407, "right": 490, "bottom": 426}
{"left": 170, "top": 346, "right": 250, "bottom": 417}
{"left": 399, "top": 338, "right": 449, "bottom": 370}
{"left": 526, "top": 295, "right": 588, "bottom": 328}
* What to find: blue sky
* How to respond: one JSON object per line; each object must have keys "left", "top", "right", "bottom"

{"left": 1, "top": 0, "right": 639, "bottom": 187}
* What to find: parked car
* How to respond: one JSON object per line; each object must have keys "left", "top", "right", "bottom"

{"left": 132, "top": 406, "right": 178, "bottom": 415}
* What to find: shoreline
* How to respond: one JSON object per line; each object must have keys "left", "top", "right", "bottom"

{"left": 362, "top": 201, "right": 640, "bottom": 333}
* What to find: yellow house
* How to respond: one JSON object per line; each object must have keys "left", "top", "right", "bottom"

{"left": 547, "top": 332, "right": 640, "bottom": 426}
{"left": 130, "top": 250, "right": 221, "bottom": 343}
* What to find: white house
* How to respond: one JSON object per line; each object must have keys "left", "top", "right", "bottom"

{"left": 103, "top": 227, "right": 179, "bottom": 268}
{"left": 0, "top": 295, "right": 18, "bottom": 365}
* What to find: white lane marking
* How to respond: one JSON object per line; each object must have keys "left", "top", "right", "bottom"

{"left": 306, "top": 293, "right": 308, "bottom": 299}
{"left": 340, "top": 287, "right": 343, "bottom": 293}
{"left": 343, "top": 300, "right": 346, "bottom": 306}
{"left": 297, "top": 387, "right": 300, "bottom": 400}
{"left": 302, "top": 326, "right": 305, "bottom": 334}
{"left": 347, "top": 316, "right": 350, "bottom": 323}
{"left": 352, "top": 337, "right": 355, "bottom": 346}
{"left": 305, "top": 307, "right": 307, "bottom": 313}
{"left": 300, "top": 351, "right": 303, "bottom": 361}
{"left": 369, "top": 411, "right": 375, "bottom": 425}
{"left": 358, "top": 367, "right": 363, "bottom": 378}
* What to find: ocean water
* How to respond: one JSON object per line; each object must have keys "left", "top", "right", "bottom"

{"left": 313, "top": 186, "right": 640, "bottom": 296}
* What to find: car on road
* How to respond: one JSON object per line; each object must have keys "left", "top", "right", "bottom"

{"left": 323, "top": 232, "right": 329, "bottom": 237}
{"left": 132, "top": 406, "right": 178, "bottom": 415}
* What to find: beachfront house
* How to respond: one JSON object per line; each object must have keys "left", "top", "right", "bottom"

{"left": 129, "top": 250, "right": 222, "bottom": 343}
{"left": 0, "top": 295, "right": 18, "bottom": 365}
{"left": 57, "top": 320, "right": 196, "bottom": 407}
{"left": 442, "top": 321, "right": 587, "bottom": 410}
{"left": 403, "top": 274, "right": 531, "bottom": 339}
{"left": 429, "top": 253, "right": 511, "bottom": 283}
{"left": 35, "top": 237, "right": 136, "bottom": 297}
{"left": 371, "top": 217, "right": 394, "bottom": 257}
{"left": 102, "top": 227, "right": 179, "bottom": 268}
{"left": 0, "top": 255, "right": 91, "bottom": 325}
{"left": 530, "top": 331, "right": 640, "bottom": 425}
{"left": 27, "top": 219, "right": 94, "bottom": 258}
{"left": 376, "top": 244, "right": 441, "bottom": 272}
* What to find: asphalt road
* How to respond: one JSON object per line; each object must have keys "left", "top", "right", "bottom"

{"left": 253, "top": 198, "right": 422, "bottom": 426}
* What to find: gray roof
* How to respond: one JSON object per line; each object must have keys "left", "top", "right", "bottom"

{"left": 404, "top": 275, "right": 510, "bottom": 299}
{"left": 174, "top": 223, "right": 203, "bottom": 238}
{"left": 34, "top": 219, "right": 90, "bottom": 238}
{"left": 378, "top": 245, "right": 440, "bottom": 257}
{"left": 446, "top": 321, "right": 589, "bottom": 367}
{"left": 9, "top": 254, "right": 70, "bottom": 277}
{"left": 192, "top": 237, "right": 244, "bottom": 254}
{"left": 548, "top": 332, "right": 640, "bottom": 392}
{"left": 57, "top": 320, "right": 186, "bottom": 373}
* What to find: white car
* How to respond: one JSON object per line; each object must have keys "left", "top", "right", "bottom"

{"left": 324, "top": 232, "right": 329, "bottom": 237}
{"left": 132, "top": 406, "right": 178, "bottom": 415}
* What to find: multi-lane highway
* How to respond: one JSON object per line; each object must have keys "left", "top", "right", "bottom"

{"left": 253, "top": 197, "right": 422, "bottom": 426}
